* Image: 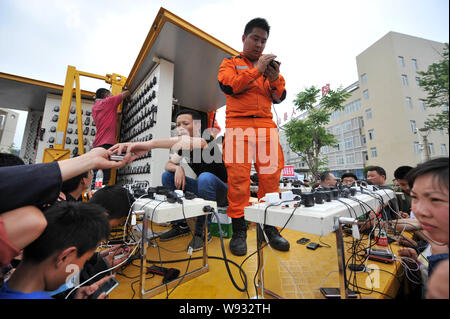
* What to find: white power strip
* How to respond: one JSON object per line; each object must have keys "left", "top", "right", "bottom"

{"left": 133, "top": 197, "right": 217, "bottom": 223}
{"left": 244, "top": 189, "right": 395, "bottom": 236}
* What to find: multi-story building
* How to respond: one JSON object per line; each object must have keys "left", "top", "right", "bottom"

{"left": 0, "top": 108, "right": 19, "bottom": 153}
{"left": 281, "top": 31, "right": 448, "bottom": 182}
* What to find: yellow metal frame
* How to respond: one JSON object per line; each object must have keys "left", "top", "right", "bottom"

{"left": 43, "top": 65, "right": 126, "bottom": 184}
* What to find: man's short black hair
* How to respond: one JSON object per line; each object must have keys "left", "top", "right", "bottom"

{"left": 320, "top": 171, "right": 333, "bottom": 182}
{"left": 61, "top": 171, "right": 89, "bottom": 194}
{"left": 244, "top": 18, "right": 270, "bottom": 36}
{"left": 175, "top": 109, "right": 202, "bottom": 122}
{"left": 0, "top": 153, "right": 25, "bottom": 167}
{"left": 367, "top": 166, "right": 386, "bottom": 178}
{"left": 95, "top": 88, "right": 110, "bottom": 99}
{"left": 406, "top": 157, "right": 449, "bottom": 190}
{"left": 23, "top": 201, "right": 110, "bottom": 263}
{"left": 88, "top": 185, "right": 133, "bottom": 220}
{"left": 394, "top": 166, "right": 413, "bottom": 180}
{"left": 341, "top": 172, "right": 358, "bottom": 180}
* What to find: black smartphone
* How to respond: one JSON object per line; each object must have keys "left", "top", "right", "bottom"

{"left": 269, "top": 60, "right": 280, "bottom": 68}
{"left": 88, "top": 277, "right": 119, "bottom": 299}
{"left": 320, "top": 287, "right": 357, "bottom": 299}
{"left": 296, "top": 238, "right": 310, "bottom": 245}
{"left": 348, "top": 263, "right": 366, "bottom": 272}
{"left": 306, "top": 242, "right": 320, "bottom": 250}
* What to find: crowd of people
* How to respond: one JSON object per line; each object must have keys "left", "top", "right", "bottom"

{"left": 0, "top": 16, "right": 448, "bottom": 300}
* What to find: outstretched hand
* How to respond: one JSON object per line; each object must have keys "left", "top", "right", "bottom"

{"left": 86, "top": 147, "right": 131, "bottom": 169}
{"left": 109, "top": 142, "right": 150, "bottom": 162}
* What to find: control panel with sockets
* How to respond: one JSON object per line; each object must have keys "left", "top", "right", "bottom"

{"left": 35, "top": 94, "right": 96, "bottom": 163}
{"left": 116, "top": 59, "right": 173, "bottom": 188}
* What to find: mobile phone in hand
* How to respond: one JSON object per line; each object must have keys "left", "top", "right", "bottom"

{"left": 109, "top": 152, "right": 133, "bottom": 161}
{"left": 88, "top": 278, "right": 119, "bottom": 299}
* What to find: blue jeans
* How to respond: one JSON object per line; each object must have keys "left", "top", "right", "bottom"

{"left": 162, "top": 170, "right": 228, "bottom": 236}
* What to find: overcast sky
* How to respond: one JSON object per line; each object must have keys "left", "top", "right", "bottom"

{"left": 1, "top": 0, "right": 448, "bottom": 147}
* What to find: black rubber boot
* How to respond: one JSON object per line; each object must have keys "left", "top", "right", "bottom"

{"left": 263, "top": 225, "right": 290, "bottom": 251}
{"left": 229, "top": 217, "right": 247, "bottom": 256}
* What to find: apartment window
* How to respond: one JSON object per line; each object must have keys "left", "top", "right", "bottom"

{"left": 363, "top": 151, "right": 369, "bottom": 161}
{"left": 416, "top": 77, "right": 421, "bottom": 87}
{"left": 363, "top": 89, "right": 369, "bottom": 100}
{"left": 362, "top": 135, "right": 367, "bottom": 145}
{"left": 333, "top": 125, "right": 342, "bottom": 135}
{"left": 401, "top": 74, "right": 408, "bottom": 86}
{"left": 343, "top": 120, "right": 352, "bottom": 132}
{"left": 368, "top": 129, "right": 375, "bottom": 140}
{"left": 412, "top": 59, "right": 418, "bottom": 70}
{"left": 406, "top": 97, "right": 413, "bottom": 109}
{"left": 410, "top": 120, "right": 417, "bottom": 133}
{"left": 346, "top": 153, "right": 355, "bottom": 164}
{"left": 343, "top": 99, "right": 362, "bottom": 115}
{"left": 361, "top": 73, "right": 367, "bottom": 84}
{"left": 344, "top": 137, "right": 354, "bottom": 150}
{"left": 428, "top": 143, "right": 434, "bottom": 155}
{"left": 370, "top": 147, "right": 377, "bottom": 158}
{"left": 441, "top": 144, "right": 448, "bottom": 156}
{"left": 420, "top": 101, "right": 427, "bottom": 111}
{"left": 337, "top": 139, "right": 344, "bottom": 151}
{"left": 365, "top": 108, "right": 372, "bottom": 119}
{"left": 336, "top": 156, "right": 344, "bottom": 165}
{"left": 414, "top": 142, "right": 420, "bottom": 154}
{"left": 398, "top": 56, "right": 405, "bottom": 67}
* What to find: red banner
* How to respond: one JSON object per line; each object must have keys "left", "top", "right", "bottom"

{"left": 322, "top": 83, "right": 330, "bottom": 96}
{"left": 282, "top": 165, "right": 295, "bottom": 177}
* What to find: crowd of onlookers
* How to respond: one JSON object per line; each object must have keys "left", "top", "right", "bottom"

{"left": 0, "top": 149, "right": 133, "bottom": 299}
{"left": 279, "top": 160, "right": 448, "bottom": 299}
{"left": 0, "top": 148, "right": 448, "bottom": 299}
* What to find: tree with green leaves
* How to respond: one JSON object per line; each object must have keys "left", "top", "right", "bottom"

{"left": 283, "top": 86, "right": 350, "bottom": 181}
{"left": 417, "top": 43, "right": 449, "bottom": 134}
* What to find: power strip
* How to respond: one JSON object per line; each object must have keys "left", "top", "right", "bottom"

{"left": 244, "top": 189, "right": 395, "bottom": 236}
{"left": 133, "top": 198, "right": 217, "bottom": 223}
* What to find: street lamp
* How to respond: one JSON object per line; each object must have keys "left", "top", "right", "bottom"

{"left": 415, "top": 127, "right": 431, "bottom": 162}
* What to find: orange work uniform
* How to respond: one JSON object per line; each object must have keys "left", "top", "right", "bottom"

{"left": 218, "top": 53, "right": 286, "bottom": 219}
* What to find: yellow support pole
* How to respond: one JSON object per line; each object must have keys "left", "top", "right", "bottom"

{"left": 74, "top": 72, "right": 85, "bottom": 155}
{"left": 43, "top": 65, "right": 76, "bottom": 162}
{"left": 108, "top": 73, "right": 128, "bottom": 185}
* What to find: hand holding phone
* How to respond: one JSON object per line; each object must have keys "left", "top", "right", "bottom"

{"left": 109, "top": 153, "right": 133, "bottom": 161}
{"left": 87, "top": 277, "right": 119, "bottom": 299}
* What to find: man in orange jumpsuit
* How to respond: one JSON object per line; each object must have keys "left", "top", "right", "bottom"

{"left": 218, "top": 18, "right": 289, "bottom": 256}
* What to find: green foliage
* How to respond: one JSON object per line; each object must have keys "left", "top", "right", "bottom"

{"left": 417, "top": 43, "right": 449, "bottom": 134}
{"left": 284, "top": 85, "right": 351, "bottom": 181}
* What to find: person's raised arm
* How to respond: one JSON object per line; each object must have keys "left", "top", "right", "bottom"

{"left": 109, "top": 136, "right": 207, "bottom": 162}
{"left": 57, "top": 147, "right": 129, "bottom": 181}
{"left": 0, "top": 148, "right": 130, "bottom": 213}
